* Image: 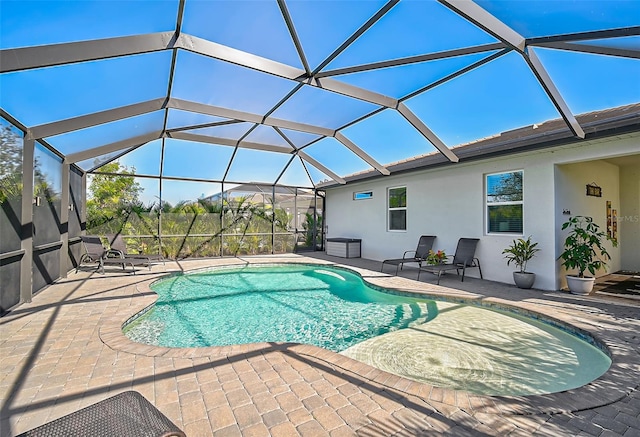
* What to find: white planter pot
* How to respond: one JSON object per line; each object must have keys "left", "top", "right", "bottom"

{"left": 566, "top": 275, "right": 596, "bottom": 295}
{"left": 513, "top": 272, "right": 535, "bottom": 289}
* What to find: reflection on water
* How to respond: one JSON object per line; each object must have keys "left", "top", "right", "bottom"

{"left": 124, "top": 264, "right": 611, "bottom": 396}
{"left": 342, "top": 303, "right": 611, "bottom": 396}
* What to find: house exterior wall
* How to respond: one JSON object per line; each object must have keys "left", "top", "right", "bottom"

{"left": 619, "top": 164, "right": 640, "bottom": 271}
{"left": 555, "top": 160, "right": 621, "bottom": 289}
{"left": 324, "top": 132, "right": 639, "bottom": 291}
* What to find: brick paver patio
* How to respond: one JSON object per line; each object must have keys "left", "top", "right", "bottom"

{"left": 1, "top": 254, "right": 638, "bottom": 436}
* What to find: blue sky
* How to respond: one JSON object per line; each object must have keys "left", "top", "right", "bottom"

{"left": 1, "top": 0, "right": 639, "bottom": 204}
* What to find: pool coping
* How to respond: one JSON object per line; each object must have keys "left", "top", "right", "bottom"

{"left": 98, "top": 259, "right": 639, "bottom": 417}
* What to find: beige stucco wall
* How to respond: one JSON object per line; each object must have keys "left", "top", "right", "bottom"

{"left": 554, "top": 160, "right": 621, "bottom": 289}
{"left": 619, "top": 164, "right": 640, "bottom": 271}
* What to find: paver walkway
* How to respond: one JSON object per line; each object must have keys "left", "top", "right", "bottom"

{"left": 1, "top": 254, "right": 639, "bottom": 436}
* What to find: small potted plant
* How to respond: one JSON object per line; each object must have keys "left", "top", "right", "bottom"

{"left": 559, "top": 215, "right": 617, "bottom": 294}
{"left": 502, "top": 236, "right": 539, "bottom": 289}
{"left": 426, "top": 249, "right": 448, "bottom": 265}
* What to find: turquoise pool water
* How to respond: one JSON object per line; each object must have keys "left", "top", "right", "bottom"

{"left": 123, "top": 264, "right": 611, "bottom": 395}
{"left": 125, "top": 264, "right": 436, "bottom": 350}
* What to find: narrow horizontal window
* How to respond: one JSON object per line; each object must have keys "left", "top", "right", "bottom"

{"left": 353, "top": 191, "right": 373, "bottom": 200}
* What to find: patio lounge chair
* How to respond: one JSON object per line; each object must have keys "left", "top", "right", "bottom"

{"left": 78, "top": 235, "right": 150, "bottom": 275}
{"left": 418, "top": 238, "right": 482, "bottom": 284}
{"left": 107, "top": 233, "right": 165, "bottom": 265}
{"left": 16, "top": 390, "right": 186, "bottom": 437}
{"left": 381, "top": 235, "right": 436, "bottom": 275}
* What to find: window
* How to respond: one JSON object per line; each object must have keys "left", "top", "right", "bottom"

{"left": 388, "top": 186, "right": 406, "bottom": 231}
{"left": 486, "top": 171, "right": 523, "bottom": 234}
{"left": 353, "top": 191, "right": 373, "bottom": 200}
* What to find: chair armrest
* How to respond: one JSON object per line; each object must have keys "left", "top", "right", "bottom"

{"left": 402, "top": 250, "right": 417, "bottom": 259}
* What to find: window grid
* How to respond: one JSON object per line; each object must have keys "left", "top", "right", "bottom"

{"left": 388, "top": 186, "right": 407, "bottom": 232}
{"left": 486, "top": 171, "right": 523, "bottom": 234}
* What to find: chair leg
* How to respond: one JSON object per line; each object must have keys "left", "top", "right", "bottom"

{"left": 476, "top": 259, "right": 483, "bottom": 279}
{"left": 436, "top": 271, "right": 442, "bottom": 285}
{"left": 461, "top": 266, "right": 466, "bottom": 282}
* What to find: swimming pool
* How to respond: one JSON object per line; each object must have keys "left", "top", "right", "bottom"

{"left": 124, "top": 264, "right": 435, "bottom": 350}
{"left": 123, "top": 263, "right": 611, "bottom": 395}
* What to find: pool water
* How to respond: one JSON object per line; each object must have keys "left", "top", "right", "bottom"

{"left": 124, "top": 264, "right": 611, "bottom": 395}
{"left": 125, "top": 264, "right": 436, "bottom": 350}
{"left": 342, "top": 303, "right": 611, "bottom": 396}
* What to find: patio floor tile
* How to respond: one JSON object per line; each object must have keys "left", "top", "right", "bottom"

{"left": 1, "top": 254, "right": 638, "bottom": 436}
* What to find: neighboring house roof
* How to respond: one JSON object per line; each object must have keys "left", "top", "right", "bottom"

{"left": 204, "top": 184, "right": 316, "bottom": 202}
{"left": 321, "top": 103, "right": 640, "bottom": 188}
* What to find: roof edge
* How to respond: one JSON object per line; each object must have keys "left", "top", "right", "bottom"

{"left": 319, "top": 103, "right": 640, "bottom": 188}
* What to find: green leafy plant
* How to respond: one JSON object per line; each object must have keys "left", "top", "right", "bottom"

{"left": 502, "top": 236, "right": 539, "bottom": 273}
{"left": 302, "top": 212, "right": 323, "bottom": 247}
{"left": 559, "top": 216, "right": 617, "bottom": 278}
{"left": 426, "top": 250, "right": 448, "bottom": 265}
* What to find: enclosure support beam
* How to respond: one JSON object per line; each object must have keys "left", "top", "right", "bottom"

{"left": 317, "top": 42, "right": 506, "bottom": 78}
{"left": 297, "top": 152, "right": 346, "bottom": 185}
{"left": 59, "top": 164, "right": 70, "bottom": 278}
{"left": 169, "top": 132, "right": 295, "bottom": 154}
{"left": 272, "top": 185, "right": 276, "bottom": 255}
{"left": 525, "top": 47, "right": 585, "bottom": 138}
{"left": 20, "top": 138, "right": 35, "bottom": 304}
{"left": 64, "top": 132, "right": 163, "bottom": 164}
{"left": 334, "top": 133, "right": 390, "bottom": 176}
{"left": 397, "top": 103, "right": 459, "bottom": 163}
{"left": 277, "top": 0, "right": 312, "bottom": 75}
{"left": 437, "top": 0, "right": 526, "bottom": 52}
{"left": 0, "top": 32, "right": 175, "bottom": 73}
{"left": 531, "top": 41, "right": 640, "bottom": 59}
{"left": 26, "top": 98, "right": 167, "bottom": 140}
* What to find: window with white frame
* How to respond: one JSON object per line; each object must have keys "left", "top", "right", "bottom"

{"left": 388, "top": 186, "right": 406, "bottom": 231}
{"left": 353, "top": 191, "right": 373, "bottom": 200}
{"left": 486, "top": 171, "right": 523, "bottom": 234}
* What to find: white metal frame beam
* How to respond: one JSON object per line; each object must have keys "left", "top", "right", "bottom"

{"left": 317, "top": 42, "right": 506, "bottom": 78}
{"left": 334, "top": 133, "right": 390, "bottom": 175}
{"left": 26, "top": 98, "right": 167, "bottom": 140}
{"left": 298, "top": 152, "right": 346, "bottom": 185}
{"left": 397, "top": 103, "right": 460, "bottom": 163}
{"left": 167, "top": 98, "right": 263, "bottom": 124}
{"left": 64, "top": 131, "right": 162, "bottom": 164}
{"left": 168, "top": 132, "right": 295, "bottom": 154}
{"left": 524, "top": 47, "right": 585, "bottom": 138}
{"left": 169, "top": 132, "right": 346, "bottom": 186}
{"left": 0, "top": 32, "right": 175, "bottom": 73}
{"left": 438, "top": 0, "right": 584, "bottom": 139}
{"left": 437, "top": 0, "right": 526, "bottom": 52}
{"left": 4, "top": 2, "right": 629, "bottom": 184}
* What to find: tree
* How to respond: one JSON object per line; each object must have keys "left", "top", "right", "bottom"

{"left": 86, "top": 162, "right": 143, "bottom": 230}
{"left": 0, "top": 126, "right": 23, "bottom": 203}
{"left": 87, "top": 162, "right": 141, "bottom": 208}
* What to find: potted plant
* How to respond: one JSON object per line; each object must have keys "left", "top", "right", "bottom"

{"left": 426, "top": 249, "right": 448, "bottom": 265}
{"left": 559, "top": 215, "right": 617, "bottom": 295}
{"left": 502, "top": 236, "right": 539, "bottom": 289}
